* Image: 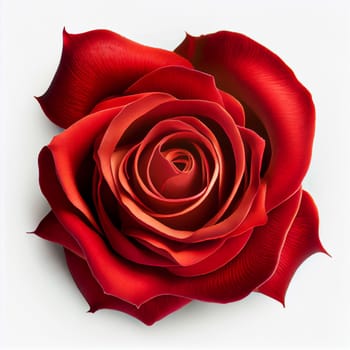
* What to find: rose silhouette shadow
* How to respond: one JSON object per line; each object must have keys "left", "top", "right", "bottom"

{"left": 43, "top": 242, "right": 69, "bottom": 273}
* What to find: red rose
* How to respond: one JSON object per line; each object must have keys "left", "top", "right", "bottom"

{"left": 34, "top": 29, "right": 326, "bottom": 325}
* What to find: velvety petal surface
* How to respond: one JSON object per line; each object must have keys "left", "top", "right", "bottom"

{"left": 256, "top": 191, "right": 328, "bottom": 304}
{"left": 167, "top": 229, "right": 253, "bottom": 277}
{"left": 37, "top": 29, "right": 192, "bottom": 128}
{"left": 125, "top": 65, "right": 224, "bottom": 107}
{"left": 65, "top": 249, "right": 191, "bottom": 325}
{"left": 175, "top": 31, "right": 315, "bottom": 211}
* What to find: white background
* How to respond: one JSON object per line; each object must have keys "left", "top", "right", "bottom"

{"left": 1, "top": 0, "right": 349, "bottom": 349}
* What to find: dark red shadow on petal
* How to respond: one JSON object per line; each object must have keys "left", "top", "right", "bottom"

{"left": 94, "top": 167, "right": 178, "bottom": 267}
{"left": 45, "top": 106, "right": 124, "bottom": 231}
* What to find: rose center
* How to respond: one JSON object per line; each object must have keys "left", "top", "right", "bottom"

{"left": 162, "top": 148, "right": 193, "bottom": 173}
{"left": 144, "top": 141, "right": 205, "bottom": 199}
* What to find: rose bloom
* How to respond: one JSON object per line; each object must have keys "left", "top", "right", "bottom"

{"left": 34, "top": 29, "right": 326, "bottom": 325}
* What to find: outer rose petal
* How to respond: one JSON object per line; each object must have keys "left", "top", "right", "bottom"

{"left": 46, "top": 106, "right": 124, "bottom": 230}
{"left": 65, "top": 249, "right": 191, "bottom": 326}
{"left": 37, "top": 29, "right": 192, "bottom": 128}
{"left": 125, "top": 65, "right": 225, "bottom": 107}
{"left": 34, "top": 211, "right": 83, "bottom": 258}
{"left": 175, "top": 31, "right": 315, "bottom": 211}
{"left": 256, "top": 191, "right": 328, "bottom": 305}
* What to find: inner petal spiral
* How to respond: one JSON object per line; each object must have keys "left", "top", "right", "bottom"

{"left": 148, "top": 142, "right": 202, "bottom": 199}
{"left": 163, "top": 148, "right": 193, "bottom": 173}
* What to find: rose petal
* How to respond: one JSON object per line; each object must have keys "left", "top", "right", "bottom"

{"left": 44, "top": 106, "right": 123, "bottom": 230}
{"left": 34, "top": 211, "right": 83, "bottom": 258}
{"left": 219, "top": 90, "right": 245, "bottom": 126}
{"left": 97, "top": 93, "right": 176, "bottom": 199}
{"left": 130, "top": 227, "right": 253, "bottom": 276}
{"left": 175, "top": 31, "right": 315, "bottom": 211}
{"left": 39, "top": 146, "right": 97, "bottom": 233}
{"left": 167, "top": 229, "right": 252, "bottom": 277}
{"left": 94, "top": 171, "right": 177, "bottom": 267}
{"left": 37, "top": 29, "right": 192, "bottom": 128}
{"left": 65, "top": 249, "right": 191, "bottom": 325}
{"left": 127, "top": 228, "right": 225, "bottom": 266}
{"left": 205, "top": 126, "right": 265, "bottom": 226}
{"left": 90, "top": 92, "right": 156, "bottom": 113}
{"left": 125, "top": 65, "right": 225, "bottom": 107}
{"left": 256, "top": 191, "right": 328, "bottom": 305}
